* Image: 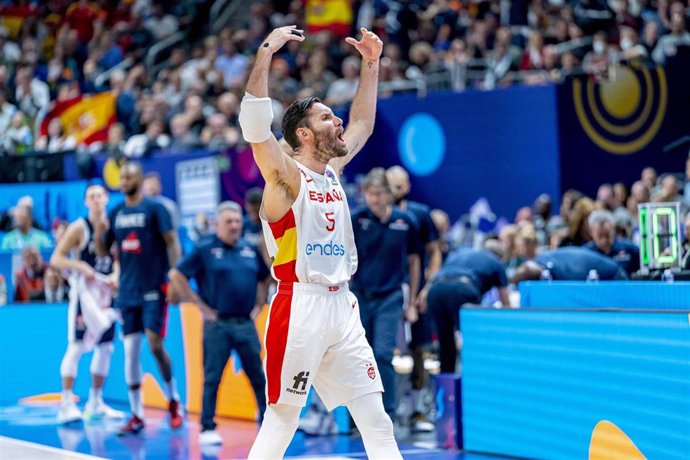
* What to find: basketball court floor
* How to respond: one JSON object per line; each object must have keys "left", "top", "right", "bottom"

{"left": 0, "top": 402, "right": 499, "bottom": 460}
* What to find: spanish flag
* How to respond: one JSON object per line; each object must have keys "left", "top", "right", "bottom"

{"left": 0, "top": 4, "right": 39, "bottom": 38}
{"left": 304, "top": 0, "right": 353, "bottom": 38}
{"left": 40, "top": 92, "right": 116, "bottom": 145}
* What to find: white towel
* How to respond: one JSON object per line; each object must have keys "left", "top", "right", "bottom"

{"left": 77, "top": 273, "right": 116, "bottom": 350}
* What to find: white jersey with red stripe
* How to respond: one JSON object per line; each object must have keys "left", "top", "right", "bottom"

{"left": 261, "top": 160, "right": 358, "bottom": 285}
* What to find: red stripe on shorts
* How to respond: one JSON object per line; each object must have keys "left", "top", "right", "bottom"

{"left": 266, "top": 282, "right": 293, "bottom": 405}
{"left": 160, "top": 301, "right": 169, "bottom": 339}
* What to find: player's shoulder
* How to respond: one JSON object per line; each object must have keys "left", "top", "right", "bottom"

{"left": 142, "top": 196, "right": 165, "bottom": 210}
{"left": 407, "top": 200, "right": 432, "bottom": 215}
{"left": 196, "top": 234, "right": 218, "bottom": 250}
{"left": 109, "top": 201, "right": 126, "bottom": 216}
{"left": 391, "top": 207, "right": 413, "bottom": 222}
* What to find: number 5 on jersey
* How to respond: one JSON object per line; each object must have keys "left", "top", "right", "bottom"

{"left": 325, "top": 212, "right": 335, "bottom": 232}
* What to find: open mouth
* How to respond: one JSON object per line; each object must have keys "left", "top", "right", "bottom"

{"left": 337, "top": 131, "right": 345, "bottom": 142}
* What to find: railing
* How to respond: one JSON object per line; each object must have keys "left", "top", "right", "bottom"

{"left": 210, "top": 0, "right": 233, "bottom": 32}
{"left": 145, "top": 31, "right": 186, "bottom": 73}
{"left": 94, "top": 57, "right": 134, "bottom": 88}
{"left": 212, "top": 0, "right": 244, "bottom": 34}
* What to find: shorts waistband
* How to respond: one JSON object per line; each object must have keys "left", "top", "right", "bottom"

{"left": 278, "top": 281, "right": 349, "bottom": 295}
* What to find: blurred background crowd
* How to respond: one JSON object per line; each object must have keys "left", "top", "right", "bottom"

{"left": 0, "top": 0, "right": 689, "bottom": 306}
{"left": 1, "top": 0, "right": 689, "bottom": 156}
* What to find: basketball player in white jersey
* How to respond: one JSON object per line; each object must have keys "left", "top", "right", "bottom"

{"left": 50, "top": 184, "right": 124, "bottom": 423}
{"left": 239, "top": 26, "right": 401, "bottom": 459}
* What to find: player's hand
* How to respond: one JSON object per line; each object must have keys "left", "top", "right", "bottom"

{"left": 79, "top": 262, "right": 96, "bottom": 281}
{"left": 199, "top": 304, "right": 218, "bottom": 322}
{"left": 106, "top": 273, "right": 119, "bottom": 291}
{"left": 405, "top": 303, "right": 419, "bottom": 324}
{"left": 345, "top": 28, "right": 383, "bottom": 62}
{"left": 166, "top": 285, "right": 181, "bottom": 304}
{"left": 92, "top": 211, "right": 109, "bottom": 232}
{"left": 260, "top": 26, "right": 305, "bottom": 54}
{"left": 250, "top": 304, "right": 263, "bottom": 321}
{"left": 416, "top": 286, "right": 429, "bottom": 314}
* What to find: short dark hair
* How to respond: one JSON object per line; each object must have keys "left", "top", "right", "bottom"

{"left": 281, "top": 97, "right": 320, "bottom": 150}
{"left": 362, "top": 168, "right": 392, "bottom": 193}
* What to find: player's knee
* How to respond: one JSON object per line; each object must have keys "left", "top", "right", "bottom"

{"left": 266, "top": 403, "right": 301, "bottom": 429}
{"left": 364, "top": 405, "right": 394, "bottom": 434}
{"left": 90, "top": 342, "right": 114, "bottom": 377}
{"left": 146, "top": 336, "right": 164, "bottom": 354}
{"left": 60, "top": 342, "right": 84, "bottom": 378}
{"left": 145, "top": 330, "right": 164, "bottom": 352}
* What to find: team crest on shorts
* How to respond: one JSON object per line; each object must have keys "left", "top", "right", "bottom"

{"left": 366, "top": 363, "right": 376, "bottom": 380}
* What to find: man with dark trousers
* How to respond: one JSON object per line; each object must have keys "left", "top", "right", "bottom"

{"left": 95, "top": 162, "right": 183, "bottom": 435}
{"left": 350, "top": 168, "right": 421, "bottom": 424}
{"left": 168, "top": 201, "right": 270, "bottom": 446}
{"left": 421, "top": 247, "right": 509, "bottom": 373}
{"left": 385, "top": 165, "right": 441, "bottom": 431}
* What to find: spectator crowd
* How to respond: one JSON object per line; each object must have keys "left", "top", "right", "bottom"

{"left": 0, "top": 0, "right": 689, "bottom": 307}
{"left": 1, "top": 0, "right": 689, "bottom": 156}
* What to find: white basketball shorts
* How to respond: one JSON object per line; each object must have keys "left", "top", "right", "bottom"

{"left": 264, "top": 281, "right": 383, "bottom": 411}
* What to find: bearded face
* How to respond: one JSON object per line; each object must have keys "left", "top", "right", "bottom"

{"left": 313, "top": 126, "right": 348, "bottom": 163}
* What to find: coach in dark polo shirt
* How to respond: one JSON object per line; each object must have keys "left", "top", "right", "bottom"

{"left": 169, "top": 201, "right": 270, "bottom": 447}
{"left": 584, "top": 210, "right": 640, "bottom": 275}
{"left": 350, "top": 168, "right": 421, "bottom": 423}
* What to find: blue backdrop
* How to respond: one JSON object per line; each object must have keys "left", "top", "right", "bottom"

{"left": 520, "top": 281, "right": 690, "bottom": 309}
{"left": 352, "top": 85, "right": 562, "bottom": 221}
{"left": 461, "top": 308, "right": 690, "bottom": 459}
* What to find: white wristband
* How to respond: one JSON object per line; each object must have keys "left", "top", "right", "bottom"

{"left": 238, "top": 91, "right": 274, "bottom": 143}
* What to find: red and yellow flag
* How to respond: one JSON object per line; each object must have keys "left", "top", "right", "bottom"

{"left": 304, "top": 0, "right": 353, "bottom": 38}
{"left": 0, "top": 4, "right": 39, "bottom": 38}
{"left": 40, "top": 92, "right": 116, "bottom": 145}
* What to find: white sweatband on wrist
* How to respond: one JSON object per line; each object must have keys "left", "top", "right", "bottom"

{"left": 239, "top": 91, "right": 274, "bottom": 143}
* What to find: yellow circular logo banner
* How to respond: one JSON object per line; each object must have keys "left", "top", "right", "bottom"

{"left": 573, "top": 63, "right": 667, "bottom": 155}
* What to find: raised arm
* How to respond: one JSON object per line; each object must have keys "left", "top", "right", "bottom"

{"left": 330, "top": 28, "right": 383, "bottom": 174}
{"left": 240, "top": 26, "right": 305, "bottom": 221}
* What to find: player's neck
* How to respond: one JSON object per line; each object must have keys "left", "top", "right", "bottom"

{"left": 396, "top": 199, "right": 408, "bottom": 210}
{"left": 125, "top": 193, "right": 143, "bottom": 206}
{"left": 293, "top": 151, "right": 328, "bottom": 175}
